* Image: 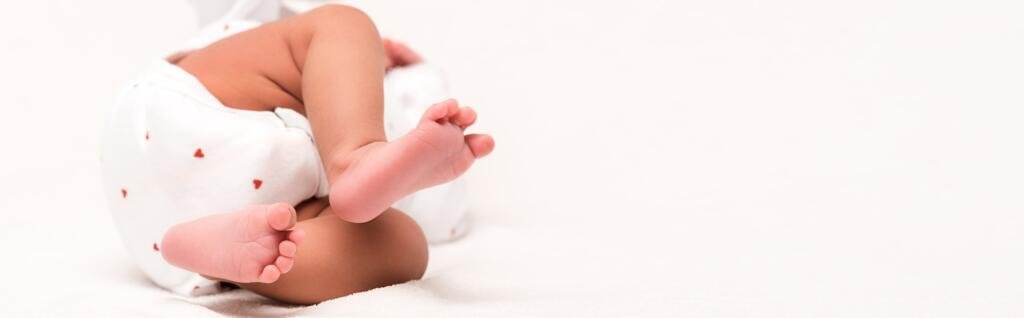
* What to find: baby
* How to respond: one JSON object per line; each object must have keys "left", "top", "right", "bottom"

{"left": 100, "top": 4, "right": 493, "bottom": 304}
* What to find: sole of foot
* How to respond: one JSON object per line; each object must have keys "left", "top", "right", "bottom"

{"left": 160, "top": 203, "right": 306, "bottom": 283}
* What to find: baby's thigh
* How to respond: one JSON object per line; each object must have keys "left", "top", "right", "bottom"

{"left": 295, "top": 197, "right": 330, "bottom": 221}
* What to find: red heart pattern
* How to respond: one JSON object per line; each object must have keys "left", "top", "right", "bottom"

{"left": 118, "top": 139, "right": 313, "bottom": 260}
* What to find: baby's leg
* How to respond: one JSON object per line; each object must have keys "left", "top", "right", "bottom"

{"left": 160, "top": 199, "right": 427, "bottom": 303}
{"left": 177, "top": 5, "right": 494, "bottom": 223}
{"left": 290, "top": 6, "right": 494, "bottom": 223}
{"left": 237, "top": 199, "right": 428, "bottom": 304}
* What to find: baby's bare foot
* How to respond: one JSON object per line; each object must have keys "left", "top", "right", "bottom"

{"left": 330, "top": 99, "right": 495, "bottom": 223}
{"left": 160, "top": 203, "right": 306, "bottom": 284}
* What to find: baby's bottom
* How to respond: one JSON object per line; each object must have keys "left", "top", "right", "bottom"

{"left": 239, "top": 199, "right": 427, "bottom": 304}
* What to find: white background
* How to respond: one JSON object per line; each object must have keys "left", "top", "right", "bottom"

{"left": 1, "top": 0, "right": 1023, "bottom": 316}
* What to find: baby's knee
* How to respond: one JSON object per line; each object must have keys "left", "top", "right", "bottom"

{"left": 246, "top": 208, "right": 428, "bottom": 305}
{"left": 374, "top": 209, "right": 429, "bottom": 282}
{"left": 302, "top": 209, "right": 427, "bottom": 304}
{"left": 303, "top": 4, "right": 376, "bottom": 32}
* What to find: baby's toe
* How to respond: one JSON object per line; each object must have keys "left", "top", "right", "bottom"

{"left": 465, "top": 134, "right": 495, "bottom": 158}
{"left": 275, "top": 256, "right": 294, "bottom": 273}
{"left": 258, "top": 265, "right": 281, "bottom": 283}
{"left": 279, "top": 240, "right": 297, "bottom": 258}
{"left": 452, "top": 107, "right": 477, "bottom": 129}
{"left": 422, "top": 99, "right": 459, "bottom": 123}
{"left": 288, "top": 229, "right": 306, "bottom": 245}
{"left": 266, "top": 203, "right": 297, "bottom": 231}
{"left": 274, "top": 256, "right": 294, "bottom": 274}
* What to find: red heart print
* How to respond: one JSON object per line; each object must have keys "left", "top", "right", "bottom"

{"left": 121, "top": 188, "right": 127, "bottom": 198}
{"left": 152, "top": 243, "right": 159, "bottom": 251}
{"left": 194, "top": 148, "right": 205, "bottom": 158}
{"left": 253, "top": 179, "right": 263, "bottom": 190}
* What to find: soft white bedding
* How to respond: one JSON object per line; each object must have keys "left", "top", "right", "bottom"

{"left": 3, "top": 0, "right": 1024, "bottom": 316}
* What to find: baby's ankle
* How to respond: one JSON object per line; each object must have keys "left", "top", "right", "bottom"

{"left": 325, "top": 141, "right": 386, "bottom": 182}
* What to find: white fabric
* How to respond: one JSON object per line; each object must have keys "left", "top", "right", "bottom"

{"left": 184, "top": 0, "right": 335, "bottom": 27}
{"left": 184, "top": 0, "right": 277, "bottom": 27}
{"left": 100, "top": 60, "right": 331, "bottom": 295}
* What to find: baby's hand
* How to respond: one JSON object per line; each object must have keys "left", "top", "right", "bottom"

{"left": 383, "top": 38, "right": 423, "bottom": 70}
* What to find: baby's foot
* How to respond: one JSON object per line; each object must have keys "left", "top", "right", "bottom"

{"left": 160, "top": 203, "right": 306, "bottom": 284}
{"left": 330, "top": 99, "right": 495, "bottom": 223}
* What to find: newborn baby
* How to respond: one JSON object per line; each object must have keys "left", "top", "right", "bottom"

{"left": 100, "top": 5, "right": 494, "bottom": 304}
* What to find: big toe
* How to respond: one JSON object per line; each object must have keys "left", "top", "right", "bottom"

{"left": 266, "top": 203, "right": 297, "bottom": 231}
{"left": 465, "top": 134, "right": 495, "bottom": 158}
